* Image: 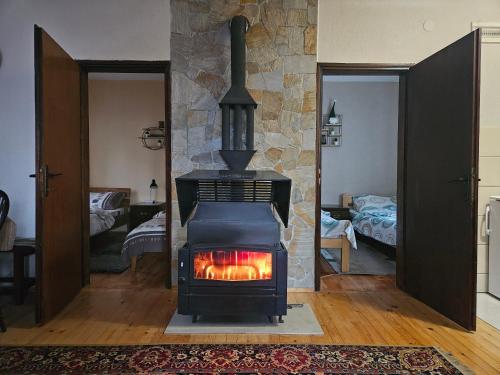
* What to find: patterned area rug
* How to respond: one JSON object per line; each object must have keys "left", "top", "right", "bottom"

{"left": 0, "top": 344, "right": 467, "bottom": 374}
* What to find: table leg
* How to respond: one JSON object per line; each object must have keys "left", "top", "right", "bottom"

{"left": 13, "top": 248, "right": 24, "bottom": 305}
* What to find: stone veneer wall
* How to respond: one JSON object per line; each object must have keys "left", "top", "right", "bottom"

{"left": 171, "top": 0, "right": 317, "bottom": 288}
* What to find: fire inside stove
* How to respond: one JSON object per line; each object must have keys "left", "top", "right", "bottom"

{"left": 194, "top": 250, "right": 272, "bottom": 281}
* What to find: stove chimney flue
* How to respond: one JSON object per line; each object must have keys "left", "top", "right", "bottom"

{"left": 219, "top": 15, "right": 257, "bottom": 172}
{"left": 230, "top": 16, "right": 247, "bottom": 88}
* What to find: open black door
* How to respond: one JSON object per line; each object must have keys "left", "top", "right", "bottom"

{"left": 403, "top": 30, "right": 480, "bottom": 330}
{"left": 35, "top": 26, "right": 83, "bottom": 323}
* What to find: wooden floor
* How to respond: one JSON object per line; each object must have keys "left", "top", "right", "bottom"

{"left": 1, "top": 253, "right": 500, "bottom": 374}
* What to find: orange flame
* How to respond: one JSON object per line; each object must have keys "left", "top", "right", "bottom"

{"left": 194, "top": 250, "right": 272, "bottom": 281}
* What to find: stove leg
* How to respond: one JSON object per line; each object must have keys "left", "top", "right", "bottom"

{"left": 278, "top": 315, "right": 284, "bottom": 323}
{"left": 267, "top": 315, "right": 274, "bottom": 323}
{"left": 192, "top": 315, "right": 197, "bottom": 323}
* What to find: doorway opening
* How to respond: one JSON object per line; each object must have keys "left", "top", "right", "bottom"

{"left": 79, "top": 61, "right": 172, "bottom": 289}
{"left": 315, "top": 64, "right": 409, "bottom": 293}
{"left": 84, "top": 72, "right": 168, "bottom": 288}
{"left": 319, "top": 74, "right": 400, "bottom": 281}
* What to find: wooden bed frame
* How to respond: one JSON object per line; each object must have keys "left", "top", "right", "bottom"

{"left": 320, "top": 193, "right": 353, "bottom": 273}
{"left": 89, "top": 187, "right": 131, "bottom": 207}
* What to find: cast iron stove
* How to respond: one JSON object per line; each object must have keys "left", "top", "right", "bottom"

{"left": 175, "top": 16, "right": 291, "bottom": 323}
{"left": 176, "top": 171, "right": 291, "bottom": 323}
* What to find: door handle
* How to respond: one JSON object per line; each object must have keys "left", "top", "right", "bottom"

{"left": 30, "top": 165, "right": 63, "bottom": 198}
{"left": 447, "top": 175, "right": 474, "bottom": 202}
{"left": 29, "top": 170, "right": 63, "bottom": 179}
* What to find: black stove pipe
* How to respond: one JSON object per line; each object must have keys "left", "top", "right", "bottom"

{"left": 221, "top": 16, "right": 249, "bottom": 151}
{"left": 230, "top": 16, "right": 247, "bottom": 88}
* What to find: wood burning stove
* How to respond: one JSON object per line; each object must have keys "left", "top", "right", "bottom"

{"left": 175, "top": 16, "right": 291, "bottom": 323}
{"left": 176, "top": 173, "right": 290, "bottom": 323}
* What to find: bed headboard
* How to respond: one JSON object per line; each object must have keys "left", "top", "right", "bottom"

{"left": 341, "top": 194, "right": 353, "bottom": 209}
{"left": 89, "top": 187, "right": 131, "bottom": 208}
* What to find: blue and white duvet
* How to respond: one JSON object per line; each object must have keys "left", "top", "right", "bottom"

{"left": 350, "top": 195, "right": 397, "bottom": 246}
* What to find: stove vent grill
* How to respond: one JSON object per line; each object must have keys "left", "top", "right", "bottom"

{"left": 197, "top": 180, "right": 273, "bottom": 202}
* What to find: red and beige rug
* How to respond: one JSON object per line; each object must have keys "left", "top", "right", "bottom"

{"left": 0, "top": 344, "right": 467, "bottom": 374}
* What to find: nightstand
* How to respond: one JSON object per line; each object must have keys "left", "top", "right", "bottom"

{"left": 321, "top": 204, "right": 351, "bottom": 220}
{"left": 129, "top": 202, "right": 166, "bottom": 231}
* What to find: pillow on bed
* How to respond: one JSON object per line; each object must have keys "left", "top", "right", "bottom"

{"left": 352, "top": 194, "right": 396, "bottom": 213}
{"left": 90, "top": 192, "right": 126, "bottom": 210}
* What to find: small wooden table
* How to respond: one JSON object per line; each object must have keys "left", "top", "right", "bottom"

{"left": 0, "top": 238, "right": 36, "bottom": 305}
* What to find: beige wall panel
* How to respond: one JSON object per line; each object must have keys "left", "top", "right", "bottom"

{"left": 317, "top": 0, "right": 500, "bottom": 63}
{"left": 479, "top": 127, "right": 500, "bottom": 157}
{"left": 480, "top": 44, "right": 500, "bottom": 127}
{"left": 89, "top": 79, "right": 166, "bottom": 204}
{"left": 477, "top": 244, "right": 489, "bottom": 274}
{"left": 479, "top": 157, "right": 500, "bottom": 187}
{"left": 477, "top": 273, "right": 488, "bottom": 293}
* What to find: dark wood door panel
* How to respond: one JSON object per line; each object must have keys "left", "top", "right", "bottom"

{"left": 35, "top": 26, "right": 82, "bottom": 323}
{"left": 404, "top": 30, "right": 480, "bottom": 330}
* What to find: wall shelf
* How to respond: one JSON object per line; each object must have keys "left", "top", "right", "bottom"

{"left": 321, "top": 114, "right": 342, "bottom": 147}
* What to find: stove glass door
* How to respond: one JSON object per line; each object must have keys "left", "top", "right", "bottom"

{"left": 193, "top": 249, "right": 272, "bottom": 281}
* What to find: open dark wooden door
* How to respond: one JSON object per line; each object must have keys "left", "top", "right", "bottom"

{"left": 403, "top": 30, "right": 480, "bottom": 330}
{"left": 34, "top": 26, "right": 82, "bottom": 323}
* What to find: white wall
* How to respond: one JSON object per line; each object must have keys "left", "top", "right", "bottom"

{"left": 321, "top": 81, "right": 399, "bottom": 205}
{"left": 0, "top": 0, "right": 170, "bottom": 237}
{"left": 89, "top": 79, "right": 166, "bottom": 203}
{"left": 318, "top": 0, "right": 500, "bottom": 63}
